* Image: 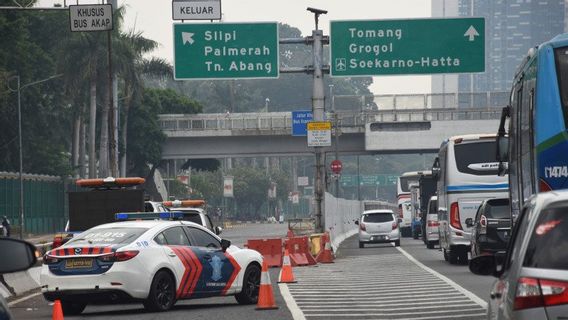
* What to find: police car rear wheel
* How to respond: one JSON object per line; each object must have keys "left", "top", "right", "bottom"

{"left": 144, "top": 270, "right": 176, "bottom": 312}
{"left": 235, "top": 264, "right": 260, "bottom": 304}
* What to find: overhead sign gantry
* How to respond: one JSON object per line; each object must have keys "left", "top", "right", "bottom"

{"left": 173, "top": 22, "right": 279, "bottom": 80}
{"left": 330, "top": 17, "right": 485, "bottom": 76}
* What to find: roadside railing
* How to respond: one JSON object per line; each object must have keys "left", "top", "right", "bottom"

{"left": 159, "top": 107, "right": 503, "bottom": 132}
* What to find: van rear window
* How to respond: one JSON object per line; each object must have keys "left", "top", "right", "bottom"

{"left": 363, "top": 213, "right": 394, "bottom": 223}
{"left": 523, "top": 206, "right": 568, "bottom": 270}
{"left": 454, "top": 140, "right": 499, "bottom": 176}
{"left": 484, "top": 199, "right": 510, "bottom": 219}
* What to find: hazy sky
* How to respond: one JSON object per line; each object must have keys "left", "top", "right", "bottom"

{"left": 41, "top": 0, "right": 433, "bottom": 94}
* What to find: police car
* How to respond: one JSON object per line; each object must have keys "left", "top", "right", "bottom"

{"left": 40, "top": 212, "right": 263, "bottom": 315}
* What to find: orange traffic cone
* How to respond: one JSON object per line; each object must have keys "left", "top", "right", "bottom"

{"left": 52, "top": 300, "right": 64, "bottom": 320}
{"left": 278, "top": 249, "right": 297, "bottom": 283}
{"left": 316, "top": 232, "right": 334, "bottom": 264}
{"left": 256, "top": 260, "right": 279, "bottom": 310}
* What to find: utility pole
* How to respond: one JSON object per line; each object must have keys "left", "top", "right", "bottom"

{"left": 279, "top": 7, "right": 329, "bottom": 233}
{"left": 108, "top": 0, "right": 119, "bottom": 177}
{"left": 308, "top": 7, "right": 327, "bottom": 233}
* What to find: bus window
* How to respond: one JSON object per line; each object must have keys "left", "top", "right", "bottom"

{"left": 554, "top": 47, "right": 568, "bottom": 126}
{"left": 453, "top": 140, "right": 499, "bottom": 176}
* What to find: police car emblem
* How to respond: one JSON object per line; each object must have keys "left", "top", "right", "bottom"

{"left": 209, "top": 255, "right": 223, "bottom": 281}
{"left": 74, "top": 248, "right": 82, "bottom": 255}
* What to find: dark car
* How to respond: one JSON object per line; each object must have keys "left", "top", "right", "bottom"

{"left": 466, "top": 197, "right": 511, "bottom": 260}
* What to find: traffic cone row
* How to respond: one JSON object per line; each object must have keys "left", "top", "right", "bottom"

{"left": 256, "top": 260, "right": 279, "bottom": 310}
{"left": 316, "top": 232, "right": 334, "bottom": 263}
{"left": 278, "top": 249, "right": 296, "bottom": 283}
{"left": 52, "top": 299, "right": 64, "bottom": 320}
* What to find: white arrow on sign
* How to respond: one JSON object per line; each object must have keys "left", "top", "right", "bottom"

{"left": 182, "top": 32, "right": 195, "bottom": 45}
{"left": 464, "top": 25, "right": 479, "bottom": 41}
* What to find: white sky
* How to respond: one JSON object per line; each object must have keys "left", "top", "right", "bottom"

{"left": 41, "top": 0, "right": 433, "bottom": 94}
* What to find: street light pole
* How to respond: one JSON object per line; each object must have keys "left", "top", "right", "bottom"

{"left": 7, "top": 74, "right": 62, "bottom": 239}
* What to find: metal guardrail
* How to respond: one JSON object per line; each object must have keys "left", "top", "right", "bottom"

{"left": 158, "top": 92, "right": 507, "bottom": 132}
{"left": 159, "top": 108, "right": 502, "bottom": 132}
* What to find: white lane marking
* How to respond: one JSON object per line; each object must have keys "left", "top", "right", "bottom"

{"left": 290, "top": 289, "right": 458, "bottom": 297}
{"left": 279, "top": 283, "right": 306, "bottom": 320}
{"left": 296, "top": 298, "right": 471, "bottom": 307}
{"left": 300, "top": 303, "right": 481, "bottom": 310}
{"left": 288, "top": 283, "right": 452, "bottom": 291}
{"left": 305, "top": 313, "right": 487, "bottom": 319}
{"left": 293, "top": 293, "right": 471, "bottom": 301}
{"left": 7, "top": 291, "right": 42, "bottom": 307}
{"left": 396, "top": 246, "right": 488, "bottom": 309}
{"left": 302, "top": 307, "right": 485, "bottom": 316}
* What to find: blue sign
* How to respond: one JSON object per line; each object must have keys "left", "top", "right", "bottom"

{"left": 292, "top": 111, "right": 313, "bottom": 136}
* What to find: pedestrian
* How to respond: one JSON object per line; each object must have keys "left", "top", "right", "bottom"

{"left": 1, "top": 216, "right": 10, "bottom": 237}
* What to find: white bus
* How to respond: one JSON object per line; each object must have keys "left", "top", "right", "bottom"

{"left": 434, "top": 134, "right": 509, "bottom": 265}
{"left": 396, "top": 171, "right": 431, "bottom": 237}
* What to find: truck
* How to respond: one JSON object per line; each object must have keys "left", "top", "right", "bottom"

{"left": 53, "top": 177, "right": 146, "bottom": 248}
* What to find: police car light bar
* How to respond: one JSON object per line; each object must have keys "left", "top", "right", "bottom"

{"left": 115, "top": 211, "right": 185, "bottom": 221}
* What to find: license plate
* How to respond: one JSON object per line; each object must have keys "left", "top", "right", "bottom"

{"left": 65, "top": 258, "right": 93, "bottom": 269}
{"left": 373, "top": 236, "right": 387, "bottom": 241}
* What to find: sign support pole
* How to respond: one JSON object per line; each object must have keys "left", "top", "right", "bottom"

{"left": 312, "top": 27, "right": 325, "bottom": 233}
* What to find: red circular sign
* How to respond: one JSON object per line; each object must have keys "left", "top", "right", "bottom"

{"left": 330, "top": 160, "right": 342, "bottom": 174}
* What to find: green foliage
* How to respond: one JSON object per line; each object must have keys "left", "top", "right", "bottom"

{"left": 126, "top": 88, "right": 202, "bottom": 176}
{"left": 189, "top": 170, "right": 223, "bottom": 206}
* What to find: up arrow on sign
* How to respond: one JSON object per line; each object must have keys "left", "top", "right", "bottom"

{"left": 182, "top": 32, "right": 195, "bottom": 45}
{"left": 464, "top": 25, "right": 480, "bottom": 41}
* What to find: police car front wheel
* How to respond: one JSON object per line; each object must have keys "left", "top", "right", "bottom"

{"left": 144, "top": 270, "right": 176, "bottom": 312}
{"left": 235, "top": 264, "right": 260, "bottom": 305}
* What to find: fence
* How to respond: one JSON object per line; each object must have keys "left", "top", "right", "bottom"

{"left": 0, "top": 172, "right": 71, "bottom": 235}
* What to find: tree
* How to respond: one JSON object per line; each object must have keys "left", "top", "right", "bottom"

{"left": 126, "top": 88, "right": 202, "bottom": 177}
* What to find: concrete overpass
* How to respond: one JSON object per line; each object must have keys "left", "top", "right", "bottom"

{"left": 159, "top": 92, "right": 506, "bottom": 159}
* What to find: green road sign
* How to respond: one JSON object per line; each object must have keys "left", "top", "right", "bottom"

{"left": 340, "top": 174, "right": 398, "bottom": 187}
{"left": 173, "top": 22, "right": 279, "bottom": 80}
{"left": 330, "top": 18, "right": 485, "bottom": 76}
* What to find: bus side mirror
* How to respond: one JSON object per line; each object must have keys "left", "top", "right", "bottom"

{"left": 496, "top": 135, "right": 509, "bottom": 162}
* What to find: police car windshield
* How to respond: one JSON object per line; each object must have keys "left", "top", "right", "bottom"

{"left": 69, "top": 227, "right": 147, "bottom": 246}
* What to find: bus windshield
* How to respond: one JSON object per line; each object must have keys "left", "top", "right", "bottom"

{"left": 555, "top": 46, "right": 568, "bottom": 126}
{"left": 454, "top": 140, "right": 499, "bottom": 176}
{"left": 398, "top": 176, "right": 416, "bottom": 193}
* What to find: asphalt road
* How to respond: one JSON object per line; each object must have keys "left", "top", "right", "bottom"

{"left": 9, "top": 225, "right": 497, "bottom": 320}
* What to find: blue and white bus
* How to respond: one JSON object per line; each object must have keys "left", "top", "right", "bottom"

{"left": 497, "top": 34, "right": 568, "bottom": 219}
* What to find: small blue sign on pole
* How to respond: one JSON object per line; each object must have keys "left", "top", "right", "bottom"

{"left": 292, "top": 111, "right": 313, "bottom": 136}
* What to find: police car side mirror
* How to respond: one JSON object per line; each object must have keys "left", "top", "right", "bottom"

{"left": 215, "top": 226, "right": 223, "bottom": 235}
{"left": 0, "top": 238, "right": 37, "bottom": 274}
{"left": 221, "top": 239, "right": 231, "bottom": 252}
{"left": 354, "top": 220, "right": 359, "bottom": 225}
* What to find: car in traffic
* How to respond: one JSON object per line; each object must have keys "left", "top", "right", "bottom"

{"left": 469, "top": 191, "right": 568, "bottom": 319}
{"left": 163, "top": 200, "right": 223, "bottom": 235}
{"left": 466, "top": 198, "right": 511, "bottom": 261}
{"left": 0, "top": 238, "right": 38, "bottom": 320}
{"left": 40, "top": 216, "right": 263, "bottom": 315}
{"left": 356, "top": 209, "right": 401, "bottom": 248}
{"left": 425, "top": 196, "right": 439, "bottom": 249}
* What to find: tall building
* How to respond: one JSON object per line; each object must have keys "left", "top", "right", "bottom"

{"left": 432, "top": 0, "right": 566, "bottom": 94}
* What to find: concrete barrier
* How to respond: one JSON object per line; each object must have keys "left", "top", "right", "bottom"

{"left": 1, "top": 266, "right": 41, "bottom": 298}
{"left": 324, "top": 193, "right": 363, "bottom": 252}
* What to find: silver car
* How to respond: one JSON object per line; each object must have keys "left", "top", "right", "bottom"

{"left": 469, "top": 190, "right": 568, "bottom": 319}
{"left": 356, "top": 210, "right": 400, "bottom": 248}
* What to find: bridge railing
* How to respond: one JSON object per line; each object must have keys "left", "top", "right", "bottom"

{"left": 160, "top": 108, "right": 502, "bottom": 132}
{"left": 159, "top": 91, "right": 507, "bottom": 132}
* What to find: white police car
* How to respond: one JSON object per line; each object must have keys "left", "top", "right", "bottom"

{"left": 40, "top": 212, "right": 263, "bottom": 315}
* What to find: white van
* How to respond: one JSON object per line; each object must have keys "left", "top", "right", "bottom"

{"left": 434, "top": 134, "right": 508, "bottom": 265}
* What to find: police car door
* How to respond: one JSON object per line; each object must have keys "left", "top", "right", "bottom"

{"left": 184, "top": 226, "right": 237, "bottom": 297}
{"left": 155, "top": 226, "right": 202, "bottom": 298}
